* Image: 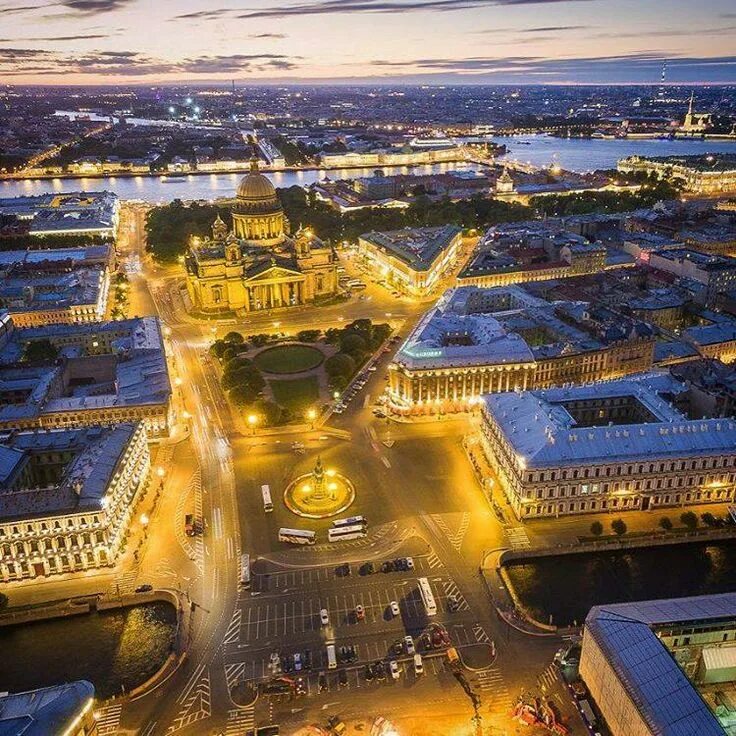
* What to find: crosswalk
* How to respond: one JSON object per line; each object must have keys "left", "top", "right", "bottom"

{"left": 95, "top": 704, "right": 122, "bottom": 735}
{"left": 472, "top": 623, "right": 491, "bottom": 643}
{"left": 110, "top": 569, "right": 138, "bottom": 596}
{"left": 538, "top": 663, "right": 560, "bottom": 693}
{"left": 426, "top": 551, "right": 442, "bottom": 569}
{"left": 505, "top": 526, "right": 530, "bottom": 550}
{"left": 225, "top": 707, "right": 255, "bottom": 736}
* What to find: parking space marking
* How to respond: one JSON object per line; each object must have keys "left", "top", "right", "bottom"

{"left": 472, "top": 624, "right": 491, "bottom": 643}
{"left": 223, "top": 608, "right": 241, "bottom": 645}
{"left": 225, "top": 707, "right": 255, "bottom": 736}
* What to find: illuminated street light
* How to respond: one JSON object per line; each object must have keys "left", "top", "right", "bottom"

{"left": 174, "top": 376, "right": 183, "bottom": 386}
{"left": 156, "top": 466, "right": 165, "bottom": 478}
{"left": 168, "top": 106, "right": 175, "bottom": 114}
{"left": 140, "top": 513, "right": 149, "bottom": 526}
{"left": 306, "top": 407, "right": 317, "bottom": 428}
{"left": 247, "top": 413, "right": 259, "bottom": 435}
{"left": 333, "top": 390, "right": 340, "bottom": 400}
{"left": 185, "top": 97, "right": 193, "bottom": 105}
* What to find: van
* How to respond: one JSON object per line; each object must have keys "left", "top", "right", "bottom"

{"left": 326, "top": 643, "right": 337, "bottom": 670}
{"left": 413, "top": 653, "right": 424, "bottom": 676}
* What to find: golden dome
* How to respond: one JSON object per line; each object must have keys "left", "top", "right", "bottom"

{"left": 235, "top": 158, "right": 280, "bottom": 212}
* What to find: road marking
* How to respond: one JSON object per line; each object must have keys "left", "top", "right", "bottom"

{"left": 225, "top": 707, "right": 255, "bottom": 735}
{"left": 167, "top": 668, "right": 211, "bottom": 734}
{"left": 95, "top": 704, "right": 122, "bottom": 735}
{"left": 505, "top": 526, "right": 530, "bottom": 550}
{"left": 227, "top": 536, "right": 234, "bottom": 560}
{"left": 538, "top": 663, "right": 560, "bottom": 692}
{"left": 213, "top": 506, "right": 223, "bottom": 540}
{"left": 472, "top": 623, "right": 491, "bottom": 643}
{"left": 380, "top": 456, "right": 391, "bottom": 468}
{"left": 224, "top": 662, "right": 246, "bottom": 688}
{"left": 223, "top": 608, "right": 242, "bottom": 645}
{"left": 426, "top": 551, "right": 442, "bottom": 569}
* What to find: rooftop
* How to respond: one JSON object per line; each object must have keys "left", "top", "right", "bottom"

{"left": 585, "top": 594, "right": 736, "bottom": 736}
{"left": 360, "top": 224, "right": 462, "bottom": 272}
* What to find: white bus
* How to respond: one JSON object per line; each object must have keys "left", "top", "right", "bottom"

{"left": 332, "top": 515, "right": 367, "bottom": 529}
{"left": 418, "top": 577, "right": 437, "bottom": 616}
{"left": 326, "top": 643, "right": 337, "bottom": 670}
{"left": 240, "top": 553, "right": 251, "bottom": 589}
{"left": 278, "top": 528, "right": 316, "bottom": 546}
{"left": 327, "top": 524, "right": 367, "bottom": 542}
{"left": 261, "top": 484, "right": 273, "bottom": 513}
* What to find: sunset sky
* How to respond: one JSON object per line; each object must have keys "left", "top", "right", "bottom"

{"left": 1, "top": 0, "right": 735, "bottom": 85}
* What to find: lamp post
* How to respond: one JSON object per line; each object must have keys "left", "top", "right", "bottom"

{"left": 306, "top": 407, "right": 317, "bottom": 429}
{"left": 247, "top": 413, "right": 259, "bottom": 435}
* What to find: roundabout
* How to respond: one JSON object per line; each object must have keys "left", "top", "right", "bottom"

{"left": 253, "top": 344, "right": 324, "bottom": 375}
{"left": 283, "top": 457, "right": 356, "bottom": 519}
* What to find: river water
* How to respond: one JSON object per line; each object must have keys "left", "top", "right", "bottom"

{"left": 0, "top": 602, "right": 177, "bottom": 699}
{"left": 505, "top": 541, "right": 736, "bottom": 627}
{"left": 2, "top": 134, "right": 735, "bottom": 204}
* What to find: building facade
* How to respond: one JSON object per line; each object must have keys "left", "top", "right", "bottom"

{"left": 0, "top": 423, "right": 150, "bottom": 582}
{"left": 185, "top": 160, "right": 339, "bottom": 314}
{"left": 618, "top": 154, "right": 736, "bottom": 195}
{"left": 479, "top": 373, "right": 736, "bottom": 520}
{"left": 388, "top": 286, "right": 655, "bottom": 411}
{"left": 357, "top": 225, "right": 463, "bottom": 297}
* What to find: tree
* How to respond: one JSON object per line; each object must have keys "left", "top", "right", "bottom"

{"left": 297, "top": 329, "right": 321, "bottom": 343}
{"left": 21, "top": 339, "right": 58, "bottom": 364}
{"left": 210, "top": 340, "right": 229, "bottom": 359}
{"left": 680, "top": 511, "right": 698, "bottom": 531}
{"left": 250, "top": 398, "right": 282, "bottom": 427}
{"left": 325, "top": 353, "right": 356, "bottom": 381}
{"left": 658, "top": 516, "right": 673, "bottom": 532}
{"left": 590, "top": 521, "right": 603, "bottom": 537}
{"left": 701, "top": 512, "right": 717, "bottom": 527}
{"left": 340, "top": 332, "right": 368, "bottom": 358}
{"left": 229, "top": 382, "right": 262, "bottom": 407}
{"left": 223, "top": 331, "right": 245, "bottom": 345}
{"left": 611, "top": 518, "right": 627, "bottom": 537}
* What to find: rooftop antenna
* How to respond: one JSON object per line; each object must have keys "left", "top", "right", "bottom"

{"left": 660, "top": 60, "right": 667, "bottom": 87}
{"left": 232, "top": 79, "right": 235, "bottom": 94}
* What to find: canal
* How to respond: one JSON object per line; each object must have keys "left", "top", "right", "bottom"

{"left": 504, "top": 540, "right": 736, "bottom": 627}
{"left": 0, "top": 602, "right": 177, "bottom": 699}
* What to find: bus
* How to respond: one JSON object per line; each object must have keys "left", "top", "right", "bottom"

{"left": 278, "top": 528, "right": 316, "bottom": 546}
{"left": 417, "top": 577, "right": 437, "bottom": 616}
{"left": 327, "top": 525, "right": 367, "bottom": 542}
{"left": 240, "top": 553, "right": 251, "bottom": 589}
{"left": 261, "top": 484, "right": 273, "bottom": 513}
{"left": 331, "top": 515, "right": 367, "bottom": 529}
{"left": 326, "top": 643, "right": 337, "bottom": 670}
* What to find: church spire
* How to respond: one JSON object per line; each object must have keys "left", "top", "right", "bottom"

{"left": 688, "top": 91, "right": 694, "bottom": 116}
{"left": 249, "top": 156, "right": 260, "bottom": 173}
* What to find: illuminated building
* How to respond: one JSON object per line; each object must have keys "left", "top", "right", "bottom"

{"left": 681, "top": 92, "right": 713, "bottom": 134}
{"left": 185, "top": 159, "right": 338, "bottom": 314}
{"left": 0, "top": 422, "right": 150, "bottom": 581}
{"left": 388, "top": 286, "right": 655, "bottom": 411}
{"left": 618, "top": 154, "right": 736, "bottom": 195}
{"left": 0, "top": 680, "right": 97, "bottom": 734}
{"left": 357, "top": 225, "right": 462, "bottom": 297}
{"left": 0, "top": 314, "right": 172, "bottom": 438}
{"left": 580, "top": 594, "right": 736, "bottom": 736}
{"left": 479, "top": 372, "right": 736, "bottom": 520}
{"left": 0, "top": 245, "right": 112, "bottom": 327}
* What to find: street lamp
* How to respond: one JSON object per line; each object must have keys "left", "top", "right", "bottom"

{"left": 156, "top": 466, "right": 166, "bottom": 478}
{"left": 306, "top": 407, "right": 317, "bottom": 428}
{"left": 247, "top": 413, "right": 259, "bottom": 435}
{"left": 140, "top": 513, "right": 149, "bottom": 527}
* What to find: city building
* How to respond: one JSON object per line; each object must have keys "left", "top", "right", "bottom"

{"left": 680, "top": 92, "right": 713, "bottom": 134}
{"left": 618, "top": 153, "right": 736, "bottom": 195}
{"left": 0, "top": 422, "right": 150, "bottom": 581}
{"left": 388, "top": 286, "right": 655, "bottom": 411}
{"left": 0, "top": 191, "right": 119, "bottom": 239}
{"left": 478, "top": 372, "right": 736, "bottom": 519}
{"left": 318, "top": 144, "right": 465, "bottom": 169}
{"left": 185, "top": 160, "right": 338, "bottom": 314}
{"left": 0, "top": 314, "right": 172, "bottom": 437}
{"left": 580, "top": 593, "right": 736, "bottom": 736}
{"left": 648, "top": 248, "right": 736, "bottom": 307}
{"left": 0, "top": 680, "right": 97, "bottom": 735}
{"left": 0, "top": 245, "right": 113, "bottom": 327}
{"left": 357, "top": 225, "right": 463, "bottom": 297}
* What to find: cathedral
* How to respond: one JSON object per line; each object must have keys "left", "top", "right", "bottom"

{"left": 184, "top": 159, "right": 339, "bottom": 314}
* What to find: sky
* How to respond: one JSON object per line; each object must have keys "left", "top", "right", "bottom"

{"left": 0, "top": 0, "right": 735, "bottom": 85}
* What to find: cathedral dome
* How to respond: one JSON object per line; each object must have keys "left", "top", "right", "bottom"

{"left": 236, "top": 158, "right": 281, "bottom": 214}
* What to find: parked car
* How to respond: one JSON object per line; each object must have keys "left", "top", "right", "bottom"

{"left": 404, "top": 636, "right": 415, "bottom": 655}
{"left": 134, "top": 584, "right": 153, "bottom": 593}
{"left": 318, "top": 673, "right": 328, "bottom": 692}
{"left": 320, "top": 608, "right": 330, "bottom": 626}
{"left": 389, "top": 660, "right": 401, "bottom": 680}
{"left": 355, "top": 604, "right": 365, "bottom": 621}
{"left": 360, "top": 562, "right": 375, "bottom": 576}
{"left": 390, "top": 600, "right": 400, "bottom": 617}
{"left": 405, "top": 556, "right": 414, "bottom": 570}
{"left": 381, "top": 560, "right": 395, "bottom": 573}
{"left": 293, "top": 653, "right": 302, "bottom": 672}
{"left": 413, "top": 654, "right": 424, "bottom": 676}
{"left": 364, "top": 664, "right": 374, "bottom": 682}
{"left": 338, "top": 670, "right": 348, "bottom": 688}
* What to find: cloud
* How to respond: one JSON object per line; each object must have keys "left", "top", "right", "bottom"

{"left": 235, "top": 0, "right": 593, "bottom": 20}
{"left": 0, "top": 4, "right": 43, "bottom": 14}
{"left": 56, "top": 0, "right": 133, "bottom": 12}
{"left": 0, "top": 33, "right": 110, "bottom": 41}
{"left": 249, "top": 32, "right": 288, "bottom": 38}
{"left": 0, "top": 47, "right": 300, "bottom": 76}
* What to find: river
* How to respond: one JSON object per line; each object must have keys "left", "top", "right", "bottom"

{"left": 0, "top": 602, "right": 177, "bottom": 699}
{"left": 1, "top": 134, "right": 735, "bottom": 203}
{"left": 504, "top": 540, "right": 736, "bottom": 627}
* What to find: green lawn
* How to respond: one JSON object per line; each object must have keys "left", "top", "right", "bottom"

{"left": 254, "top": 344, "right": 324, "bottom": 374}
{"left": 269, "top": 375, "right": 320, "bottom": 415}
